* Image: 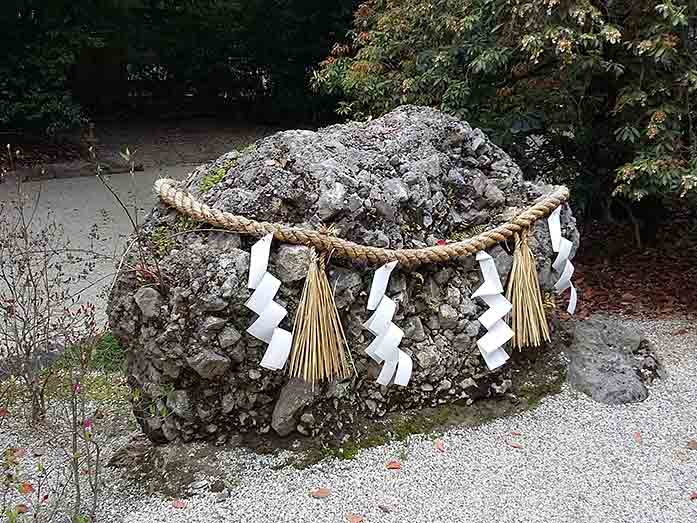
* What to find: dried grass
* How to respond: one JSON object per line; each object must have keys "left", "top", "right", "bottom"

{"left": 288, "top": 249, "right": 352, "bottom": 383}
{"left": 505, "top": 230, "right": 551, "bottom": 349}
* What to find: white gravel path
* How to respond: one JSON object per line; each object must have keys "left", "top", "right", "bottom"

{"left": 4, "top": 318, "right": 697, "bottom": 522}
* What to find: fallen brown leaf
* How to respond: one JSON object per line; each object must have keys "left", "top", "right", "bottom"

{"left": 310, "top": 487, "right": 331, "bottom": 499}
{"left": 346, "top": 513, "right": 364, "bottom": 523}
{"left": 16, "top": 504, "right": 29, "bottom": 514}
{"left": 689, "top": 492, "right": 697, "bottom": 501}
{"left": 171, "top": 499, "right": 186, "bottom": 509}
{"left": 434, "top": 439, "right": 445, "bottom": 452}
{"left": 510, "top": 431, "right": 522, "bottom": 436}
{"left": 386, "top": 459, "right": 401, "bottom": 470}
{"left": 633, "top": 431, "right": 642, "bottom": 444}
{"left": 508, "top": 442, "right": 522, "bottom": 449}
{"left": 687, "top": 440, "right": 697, "bottom": 450}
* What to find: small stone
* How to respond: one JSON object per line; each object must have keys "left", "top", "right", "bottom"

{"left": 438, "top": 304, "right": 459, "bottom": 330}
{"left": 446, "top": 287, "right": 461, "bottom": 307}
{"left": 134, "top": 287, "right": 162, "bottom": 320}
{"left": 221, "top": 393, "right": 236, "bottom": 414}
{"left": 249, "top": 369, "right": 262, "bottom": 380}
{"left": 215, "top": 489, "right": 230, "bottom": 502}
{"left": 166, "top": 390, "right": 195, "bottom": 420}
{"left": 186, "top": 350, "right": 230, "bottom": 379}
{"left": 201, "top": 316, "right": 227, "bottom": 333}
{"left": 218, "top": 326, "right": 242, "bottom": 349}
{"left": 427, "top": 315, "right": 440, "bottom": 331}
{"left": 459, "top": 297, "right": 478, "bottom": 317}
{"left": 415, "top": 345, "right": 439, "bottom": 370}
{"left": 437, "top": 379, "right": 452, "bottom": 392}
{"left": 404, "top": 317, "right": 426, "bottom": 342}
{"left": 421, "top": 383, "right": 434, "bottom": 392}
{"left": 300, "top": 412, "right": 315, "bottom": 426}
{"left": 190, "top": 480, "right": 208, "bottom": 490}
{"left": 271, "top": 378, "right": 320, "bottom": 436}
{"left": 317, "top": 182, "right": 347, "bottom": 220}
{"left": 274, "top": 245, "right": 311, "bottom": 283}
{"left": 209, "top": 479, "right": 226, "bottom": 493}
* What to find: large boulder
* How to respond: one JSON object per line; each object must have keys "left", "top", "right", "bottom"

{"left": 108, "top": 106, "right": 579, "bottom": 443}
{"left": 566, "top": 317, "right": 665, "bottom": 404}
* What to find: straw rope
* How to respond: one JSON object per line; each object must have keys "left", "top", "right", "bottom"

{"left": 154, "top": 178, "right": 569, "bottom": 268}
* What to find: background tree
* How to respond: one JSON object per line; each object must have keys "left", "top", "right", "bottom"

{"left": 0, "top": 0, "right": 357, "bottom": 134}
{"left": 314, "top": 0, "right": 697, "bottom": 216}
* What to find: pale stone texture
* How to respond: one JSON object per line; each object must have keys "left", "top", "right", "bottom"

{"left": 108, "top": 106, "right": 580, "bottom": 443}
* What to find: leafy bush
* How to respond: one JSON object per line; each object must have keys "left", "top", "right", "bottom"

{"left": 314, "top": 0, "right": 697, "bottom": 207}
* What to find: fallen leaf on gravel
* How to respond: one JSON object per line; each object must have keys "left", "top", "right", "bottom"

{"left": 19, "top": 482, "right": 33, "bottom": 495}
{"left": 346, "top": 513, "right": 364, "bottom": 523}
{"left": 434, "top": 439, "right": 445, "bottom": 452}
{"left": 672, "top": 328, "right": 688, "bottom": 335}
{"left": 172, "top": 499, "right": 186, "bottom": 509}
{"left": 310, "top": 487, "right": 331, "bottom": 499}
{"left": 633, "top": 431, "right": 642, "bottom": 444}
{"left": 687, "top": 440, "right": 697, "bottom": 450}
{"left": 508, "top": 442, "right": 522, "bottom": 449}
{"left": 16, "top": 504, "right": 29, "bottom": 514}
{"left": 386, "top": 459, "right": 401, "bottom": 470}
{"left": 0, "top": 408, "right": 8, "bottom": 417}
{"left": 510, "top": 431, "right": 522, "bottom": 436}
{"left": 689, "top": 492, "right": 697, "bottom": 501}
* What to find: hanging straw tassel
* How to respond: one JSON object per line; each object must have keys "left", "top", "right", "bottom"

{"left": 505, "top": 228, "right": 551, "bottom": 349}
{"left": 287, "top": 249, "right": 352, "bottom": 383}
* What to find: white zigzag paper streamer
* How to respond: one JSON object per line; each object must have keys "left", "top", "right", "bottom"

{"left": 548, "top": 207, "right": 578, "bottom": 315}
{"left": 362, "top": 261, "right": 412, "bottom": 386}
{"left": 472, "top": 251, "right": 514, "bottom": 370}
{"left": 245, "top": 234, "right": 293, "bottom": 370}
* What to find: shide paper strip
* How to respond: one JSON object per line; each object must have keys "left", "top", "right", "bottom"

{"left": 362, "top": 261, "right": 412, "bottom": 386}
{"left": 245, "top": 233, "right": 292, "bottom": 370}
{"left": 548, "top": 207, "right": 578, "bottom": 315}
{"left": 472, "top": 251, "right": 513, "bottom": 370}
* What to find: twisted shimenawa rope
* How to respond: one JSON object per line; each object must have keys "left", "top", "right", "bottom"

{"left": 154, "top": 178, "right": 569, "bottom": 268}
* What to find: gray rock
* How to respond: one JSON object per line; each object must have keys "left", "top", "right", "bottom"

{"left": 404, "top": 317, "right": 426, "bottom": 342}
{"left": 438, "top": 304, "right": 459, "bottom": 330}
{"left": 566, "top": 317, "right": 663, "bottom": 404}
{"left": 167, "top": 390, "right": 195, "bottom": 420}
{"left": 109, "top": 105, "right": 580, "bottom": 442}
{"left": 273, "top": 245, "right": 310, "bottom": 283}
{"left": 201, "top": 316, "right": 227, "bottom": 333}
{"left": 271, "top": 378, "right": 320, "bottom": 437}
{"left": 218, "top": 326, "right": 242, "bottom": 349}
{"left": 317, "top": 182, "right": 347, "bottom": 220}
{"left": 300, "top": 412, "right": 315, "bottom": 426}
{"left": 186, "top": 350, "right": 230, "bottom": 379}
{"left": 134, "top": 287, "right": 162, "bottom": 320}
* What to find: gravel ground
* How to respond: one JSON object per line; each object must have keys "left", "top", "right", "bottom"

{"left": 3, "top": 317, "right": 696, "bottom": 522}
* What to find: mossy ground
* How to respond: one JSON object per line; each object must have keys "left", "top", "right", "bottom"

{"left": 280, "top": 330, "right": 568, "bottom": 469}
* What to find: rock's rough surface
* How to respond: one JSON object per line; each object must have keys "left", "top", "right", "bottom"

{"left": 108, "top": 106, "right": 580, "bottom": 443}
{"left": 566, "top": 317, "right": 665, "bottom": 404}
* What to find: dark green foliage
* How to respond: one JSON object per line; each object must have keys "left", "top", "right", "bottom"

{"left": 1, "top": 0, "right": 357, "bottom": 133}
{"left": 91, "top": 331, "right": 127, "bottom": 373}
{"left": 58, "top": 331, "right": 126, "bottom": 373}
